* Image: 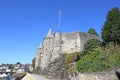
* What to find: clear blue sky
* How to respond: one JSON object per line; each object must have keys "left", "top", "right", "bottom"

{"left": 0, "top": 0, "right": 120, "bottom": 64}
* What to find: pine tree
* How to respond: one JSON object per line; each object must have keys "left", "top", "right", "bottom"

{"left": 101, "top": 7, "right": 120, "bottom": 45}
{"left": 88, "top": 28, "right": 98, "bottom": 36}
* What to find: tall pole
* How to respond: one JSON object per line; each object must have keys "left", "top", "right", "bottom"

{"left": 58, "top": 8, "right": 62, "bottom": 32}
{"left": 58, "top": 8, "right": 62, "bottom": 54}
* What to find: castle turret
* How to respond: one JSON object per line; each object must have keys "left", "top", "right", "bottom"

{"left": 35, "top": 43, "right": 43, "bottom": 69}
{"left": 44, "top": 28, "right": 54, "bottom": 54}
{"left": 46, "top": 28, "right": 53, "bottom": 37}
{"left": 49, "top": 32, "right": 62, "bottom": 62}
{"left": 40, "top": 28, "right": 54, "bottom": 69}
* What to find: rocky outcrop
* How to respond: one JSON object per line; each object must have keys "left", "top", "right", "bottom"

{"left": 42, "top": 54, "right": 68, "bottom": 79}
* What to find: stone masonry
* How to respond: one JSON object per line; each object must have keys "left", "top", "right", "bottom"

{"left": 75, "top": 71, "right": 118, "bottom": 80}
{"left": 35, "top": 28, "right": 99, "bottom": 70}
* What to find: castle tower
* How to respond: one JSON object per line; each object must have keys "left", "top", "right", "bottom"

{"left": 50, "top": 32, "right": 62, "bottom": 62}
{"left": 44, "top": 28, "right": 54, "bottom": 54}
{"left": 35, "top": 43, "right": 43, "bottom": 69}
{"left": 54, "top": 32, "right": 62, "bottom": 53}
{"left": 41, "top": 28, "right": 54, "bottom": 69}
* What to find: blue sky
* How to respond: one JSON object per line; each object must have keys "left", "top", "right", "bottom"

{"left": 0, "top": 0, "right": 120, "bottom": 64}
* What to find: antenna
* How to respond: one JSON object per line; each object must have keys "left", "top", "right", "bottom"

{"left": 58, "top": 8, "right": 62, "bottom": 32}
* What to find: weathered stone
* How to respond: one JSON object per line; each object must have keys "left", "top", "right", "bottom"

{"left": 73, "top": 72, "right": 119, "bottom": 80}
{"left": 41, "top": 54, "right": 68, "bottom": 79}
{"left": 35, "top": 28, "right": 99, "bottom": 79}
{"left": 35, "top": 28, "right": 99, "bottom": 70}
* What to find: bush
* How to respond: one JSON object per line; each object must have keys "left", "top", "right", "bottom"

{"left": 68, "top": 66, "right": 78, "bottom": 74}
{"left": 108, "top": 51, "right": 120, "bottom": 69}
{"left": 65, "top": 54, "right": 74, "bottom": 63}
{"left": 64, "top": 52, "right": 81, "bottom": 71}
{"left": 76, "top": 46, "right": 120, "bottom": 72}
{"left": 83, "top": 39, "right": 102, "bottom": 55}
{"left": 65, "top": 52, "right": 81, "bottom": 64}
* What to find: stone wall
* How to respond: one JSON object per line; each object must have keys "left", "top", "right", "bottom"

{"left": 71, "top": 72, "right": 119, "bottom": 80}
{"left": 35, "top": 29, "right": 99, "bottom": 71}
{"left": 61, "top": 32, "right": 99, "bottom": 54}
{"left": 35, "top": 48, "right": 41, "bottom": 68}
{"left": 35, "top": 44, "right": 43, "bottom": 69}
{"left": 62, "top": 32, "right": 80, "bottom": 54}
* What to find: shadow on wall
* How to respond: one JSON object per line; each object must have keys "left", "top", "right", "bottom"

{"left": 115, "top": 70, "right": 120, "bottom": 80}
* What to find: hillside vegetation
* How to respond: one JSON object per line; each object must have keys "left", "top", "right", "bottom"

{"left": 76, "top": 45, "right": 120, "bottom": 72}
{"left": 76, "top": 7, "right": 120, "bottom": 72}
{"left": 65, "top": 7, "right": 120, "bottom": 73}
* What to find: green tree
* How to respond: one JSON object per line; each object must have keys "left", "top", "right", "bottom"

{"left": 1, "top": 63, "right": 5, "bottom": 66}
{"left": 83, "top": 39, "right": 101, "bottom": 55}
{"left": 101, "top": 7, "right": 120, "bottom": 45}
{"left": 6, "top": 64, "right": 9, "bottom": 66}
{"left": 8, "top": 64, "right": 14, "bottom": 69}
{"left": 88, "top": 28, "right": 98, "bottom": 36}
{"left": 32, "top": 57, "right": 35, "bottom": 69}
{"left": 16, "top": 62, "right": 21, "bottom": 65}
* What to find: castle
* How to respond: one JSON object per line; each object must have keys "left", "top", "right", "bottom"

{"left": 35, "top": 28, "right": 99, "bottom": 70}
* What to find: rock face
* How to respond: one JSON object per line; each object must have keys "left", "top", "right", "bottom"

{"left": 42, "top": 54, "right": 68, "bottom": 79}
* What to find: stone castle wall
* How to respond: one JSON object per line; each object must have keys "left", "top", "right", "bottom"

{"left": 35, "top": 48, "right": 41, "bottom": 68}
{"left": 62, "top": 32, "right": 80, "bottom": 54}
{"left": 71, "top": 72, "right": 118, "bottom": 80}
{"left": 35, "top": 44, "right": 43, "bottom": 69}
{"left": 35, "top": 29, "right": 99, "bottom": 70}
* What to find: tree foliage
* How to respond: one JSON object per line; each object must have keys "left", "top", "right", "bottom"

{"left": 32, "top": 57, "right": 35, "bottom": 69}
{"left": 83, "top": 39, "right": 102, "bottom": 55}
{"left": 16, "top": 62, "right": 21, "bottom": 65}
{"left": 101, "top": 7, "right": 120, "bottom": 45}
{"left": 1, "top": 63, "right": 5, "bottom": 66}
{"left": 76, "top": 7, "right": 120, "bottom": 73}
{"left": 8, "top": 64, "right": 14, "bottom": 69}
{"left": 88, "top": 28, "right": 98, "bottom": 36}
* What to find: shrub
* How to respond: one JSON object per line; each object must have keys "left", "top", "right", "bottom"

{"left": 76, "top": 47, "right": 110, "bottom": 72}
{"left": 65, "top": 52, "right": 81, "bottom": 64}
{"left": 64, "top": 52, "right": 81, "bottom": 71}
{"left": 83, "top": 39, "right": 102, "bottom": 55}
{"left": 68, "top": 66, "right": 78, "bottom": 74}
{"left": 76, "top": 46, "right": 120, "bottom": 72}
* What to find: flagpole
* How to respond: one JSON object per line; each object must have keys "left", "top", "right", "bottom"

{"left": 58, "top": 8, "right": 61, "bottom": 32}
